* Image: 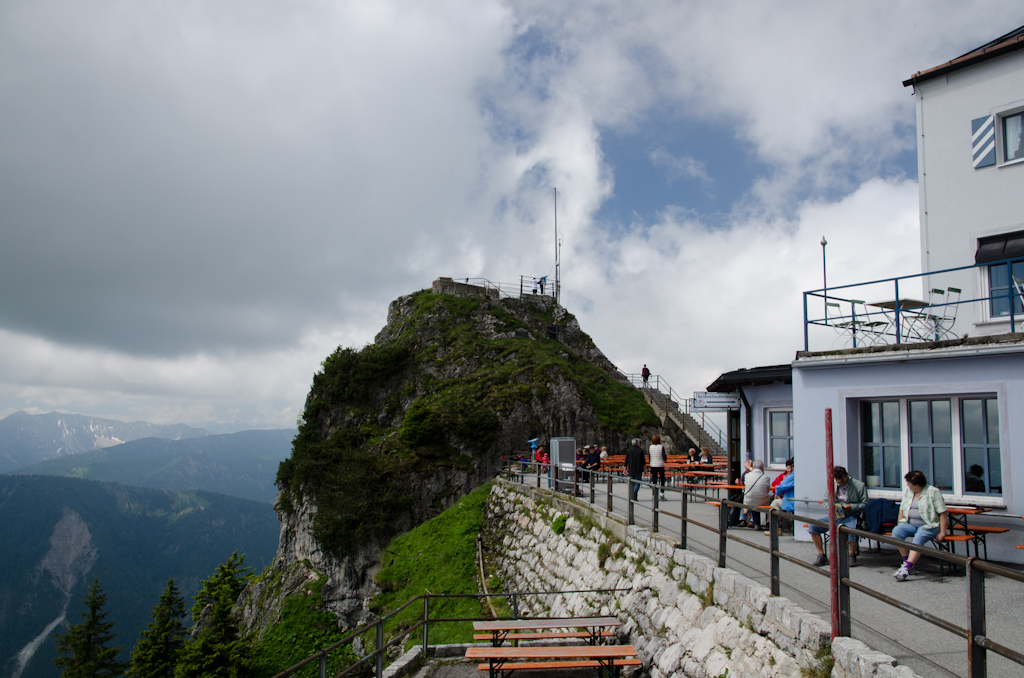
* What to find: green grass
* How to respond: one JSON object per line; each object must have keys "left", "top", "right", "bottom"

{"left": 371, "top": 482, "right": 493, "bottom": 645}
{"left": 251, "top": 576, "right": 358, "bottom": 678}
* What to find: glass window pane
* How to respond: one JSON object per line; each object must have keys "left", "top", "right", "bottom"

{"left": 771, "top": 439, "right": 788, "bottom": 465}
{"left": 884, "top": 447, "right": 902, "bottom": 488}
{"left": 931, "top": 401, "right": 951, "bottom": 444}
{"left": 1006, "top": 112, "right": 1023, "bottom": 161}
{"left": 882, "top": 402, "right": 899, "bottom": 442}
{"left": 910, "top": 401, "right": 929, "bottom": 443}
{"left": 862, "top": 402, "right": 878, "bottom": 442}
{"left": 864, "top": 447, "right": 882, "bottom": 487}
{"left": 933, "top": 447, "right": 953, "bottom": 490}
{"left": 962, "top": 399, "right": 984, "bottom": 444}
{"left": 991, "top": 263, "right": 1008, "bottom": 288}
{"left": 986, "top": 399, "right": 999, "bottom": 444}
{"left": 989, "top": 448, "right": 1002, "bottom": 493}
{"left": 911, "top": 447, "right": 929, "bottom": 478}
{"left": 771, "top": 412, "right": 788, "bottom": 437}
{"left": 964, "top": 448, "right": 986, "bottom": 493}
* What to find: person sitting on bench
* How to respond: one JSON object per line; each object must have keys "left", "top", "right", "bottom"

{"left": 808, "top": 466, "right": 867, "bottom": 567}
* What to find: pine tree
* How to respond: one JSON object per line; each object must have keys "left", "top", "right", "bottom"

{"left": 54, "top": 578, "right": 128, "bottom": 678}
{"left": 174, "top": 552, "right": 253, "bottom": 678}
{"left": 129, "top": 579, "right": 187, "bottom": 678}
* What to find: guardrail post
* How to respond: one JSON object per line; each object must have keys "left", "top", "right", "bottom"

{"left": 511, "top": 592, "right": 519, "bottom": 619}
{"left": 536, "top": 462, "right": 541, "bottom": 488}
{"left": 375, "top": 619, "right": 383, "bottom": 678}
{"left": 589, "top": 472, "right": 595, "bottom": 504}
{"left": 718, "top": 500, "right": 728, "bottom": 568}
{"left": 319, "top": 653, "right": 326, "bottom": 678}
{"left": 770, "top": 511, "right": 780, "bottom": 596}
{"left": 422, "top": 595, "right": 429, "bottom": 652}
{"left": 679, "top": 489, "right": 688, "bottom": 550}
{"left": 837, "top": 530, "right": 851, "bottom": 638}
{"left": 628, "top": 480, "right": 635, "bottom": 525}
{"left": 606, "top": 473, "right": 612, "bottom": 513}
{"left": 573, "top": 467, "right": 578, "bottom": 497}
{"left": 652, "top": 488, "right": 659, "bottom": 533}
{"left": 967, "top": 558, "right": 986, "bottom": 678}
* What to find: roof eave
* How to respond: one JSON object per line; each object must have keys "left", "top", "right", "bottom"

{"left": 903, "top": 35, "right": 1024, "bottom": 88}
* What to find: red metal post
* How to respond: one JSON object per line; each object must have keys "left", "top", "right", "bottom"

{"left": 826, "top": 408, "right": 839, "bottom": 639}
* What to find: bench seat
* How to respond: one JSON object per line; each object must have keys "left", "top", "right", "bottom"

{"left": 472, "top": 631, "right": 614, "bottom": 641}
{"left": 477, "top": 659, "right": 642, "bottom": 671}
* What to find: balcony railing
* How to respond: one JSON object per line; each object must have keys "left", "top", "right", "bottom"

{"left": 802, "top": 256, "right": 1024, "bottom": 352}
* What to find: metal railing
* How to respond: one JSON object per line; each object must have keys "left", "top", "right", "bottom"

{"left": 803, "top": 256, "right": 1024, "bottom": 352}
{"left": 445, "top": 277, "right": 560, "bottom": 301}
{"left": 619, "top": 372, "right": 726, "bottom": 450}
{"left": 501, "top": 461, "right": 1024, "bottom": 678}
{"left": 271, "top": 587, "right": 627, "bottom": 678}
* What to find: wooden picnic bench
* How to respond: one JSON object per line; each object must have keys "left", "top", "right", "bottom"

{"left": 472, "top": 617, "right": 620, "bottom": 647}
{"left": 466, "top": 645, "right": 639, "bottom": 678}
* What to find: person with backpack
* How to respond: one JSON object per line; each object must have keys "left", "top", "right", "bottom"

{"left": 641, "top": 365, "right": 651, "bottom": 386}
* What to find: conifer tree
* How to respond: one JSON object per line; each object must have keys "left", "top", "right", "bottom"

{"left": 54, "top": 578, "right": 128, "bottom": 678}
{"left": 175, "top": 552, "right": 253, "bottom": 678}
{"left": 129, "top": 579, "right": 187, "bottom": 678}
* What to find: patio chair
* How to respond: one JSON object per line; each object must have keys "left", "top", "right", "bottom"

{"left": 930, "top": 287, "right": 962, "bottom": 340}
{"left": 828, "top": 301, "right": 866, "bottom": 348}
{"left": 850, "top": 299, "right": 890, "bottom": 345}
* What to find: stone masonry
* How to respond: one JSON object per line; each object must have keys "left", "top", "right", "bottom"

{"left": 486, "top": 480, "right": 922, "bottom": 678}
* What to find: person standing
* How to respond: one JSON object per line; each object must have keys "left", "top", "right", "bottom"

{"left": 648, "top": 435, "right": 667, "bottom": 500}
{"left": 808, "top": 466, "right": 867, "bottom": 567}
{"left": 625, "top": 438, "right": 646, "bottom": 502}
{"left": 892, "top": 470, "right": 948, "bottom": 582}
{"left": 641, "top": 365, "right": 651, "bottom": 386}
{"left": 539, "top": 276, "right": 546, "bottom": 294}
{"left": 531, "top": 278, "right": 539, "bottom": 294}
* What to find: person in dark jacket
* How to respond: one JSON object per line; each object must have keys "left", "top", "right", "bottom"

{"left": 808, "top": 466, "right": 868, "bottom": 567}
{"left": 625, "top": 438, "right": 646, "bottom": 501}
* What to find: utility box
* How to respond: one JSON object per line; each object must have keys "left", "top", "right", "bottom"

{"left": 550, "top": 437, "right": 577, "bottom": 493}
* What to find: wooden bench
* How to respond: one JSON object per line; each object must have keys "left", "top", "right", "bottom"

{"left": 475, "top": 659, "right": 642, "bottom": 672}
{"left": 472, "top": 631, "right": 615, "bottom": 642}
{"left": 473, "top": 617, "right": 620, "bottom": 647}
{"left": 467, "top": 645, "right": 639, "bottom": 678}
{"left": 949, "top": 525, "right": 1010, "bottom": 560}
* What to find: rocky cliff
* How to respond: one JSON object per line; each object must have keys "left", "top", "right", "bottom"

{"left": 239, "top": 286, "right": 665, "bottom": 638}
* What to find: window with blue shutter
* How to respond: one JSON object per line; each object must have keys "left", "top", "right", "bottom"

{"left": 972, "top": 115, "right": 996, "bottom": 168}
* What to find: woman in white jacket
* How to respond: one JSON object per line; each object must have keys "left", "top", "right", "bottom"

{"left": 740, "top": 460, "right": 771, "bottom": 528}
{"left": 649, "top": 434, "right": 667, "bottom": 500}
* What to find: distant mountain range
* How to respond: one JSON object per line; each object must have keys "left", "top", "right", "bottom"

{"left": 11, "top": 429, "right": 296, "bottom": 504}
{"left": 0, "top": 475, "right": 281, "bottom": 678}
{"left": 0, "top": 411, "right": 209, "bottom": 474}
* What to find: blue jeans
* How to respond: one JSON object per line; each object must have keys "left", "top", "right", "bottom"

{"left": 892, "top": 522, "right": 940, "bottom": 545}
{"left": 808, "top": 515, "right": 858, "bottom": 541}
{"left": 629, "top": 475, "right": 642, "bottom": 501}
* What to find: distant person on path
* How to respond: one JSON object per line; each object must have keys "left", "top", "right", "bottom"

{"left": 641, "top": 365, "right": 651, "bottom": 386}
{"left": 808, "top": 466, "right": 867, "bottom": 567}
{"left": 892, "top": 470, "right": 948, "bottom": 582}
{"left": 648, "top": 435, "right": 667, "bottom": 500}
{"left": 740, "top": 460, "right": 771, "bottom": 529}
{"left": 625, "top": 438, "right": 646, "bottom": 501}
{"left": 531, "top": 278, "right": 539, "bottom": 294}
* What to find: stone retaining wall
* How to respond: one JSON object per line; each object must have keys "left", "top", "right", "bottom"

{"left": 486, "top": 480, "right": 922, "bottom": 678}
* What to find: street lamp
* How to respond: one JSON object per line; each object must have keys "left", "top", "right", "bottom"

{"left": 821, "top": 236, "right": 828, "bottom": 317}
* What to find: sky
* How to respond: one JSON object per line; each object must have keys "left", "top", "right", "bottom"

{"left": 1, "top": 1, "right": 1022, "bottom": 432}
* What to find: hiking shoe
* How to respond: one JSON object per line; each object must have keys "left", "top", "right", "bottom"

{"left": 894, "top": 564, "right": 909, "bottom": 581}
{"left": 660, "top": 492, "right": 666, "bottom": 500}
{"left": 849, "top": 554, "right": 858, "bottom": 568}
{"left": 813, "top": 554, "right": 829, "bottom": 567}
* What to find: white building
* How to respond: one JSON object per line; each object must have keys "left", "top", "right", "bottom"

{"left": 709, "top": 25, "right": 1024, "bottom": 562}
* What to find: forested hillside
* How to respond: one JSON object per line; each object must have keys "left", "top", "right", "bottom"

{"left": 0, "top": 475, "right": 279, "bottom": 678}
{"left": 12, "top": 429, "right": 296, "bottom": 504}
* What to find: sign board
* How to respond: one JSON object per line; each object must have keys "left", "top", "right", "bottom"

{"left": 693, "top": 392, "right": 741, "bottom": 411}
{"left": 550, "top": 437, "right": 577, "bottom": 469}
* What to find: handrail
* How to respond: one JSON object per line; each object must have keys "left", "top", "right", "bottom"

{"left": 445, "top": 276, "right": 560, "bottom": 301}
{"left": 271, "top": 585, "right": 628, "bottom": 678}
{"left": 500, "top": 461, "right": 1024, "bottom": 676}
{"left": 802, "top": 254, "right": 1024, "bottom": 351}
{"left": 618, "top": 371, "right": 726, "bottom": 449}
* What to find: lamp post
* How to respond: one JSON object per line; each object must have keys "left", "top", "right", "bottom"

{"left": 821, "top": 236, "right": 828, "bottom": 317}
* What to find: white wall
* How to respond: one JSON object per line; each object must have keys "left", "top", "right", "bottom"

{"left": 791, "top": 347, "right": 1024, "bottom": 562}
{"left": 738, "top": 381, "right": 793, "bottom": 478}
{"left": 915, "top": 50, "right": 1024, "bottom": 336}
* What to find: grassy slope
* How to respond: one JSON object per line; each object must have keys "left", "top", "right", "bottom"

{"left": 276, "top": 291, "right": 658, "bottom": 555}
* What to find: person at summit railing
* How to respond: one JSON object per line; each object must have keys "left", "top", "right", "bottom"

{"left": 648, "top": 435, "right": 667, "bottom": 501}
{"left": 531, "top": 277, "right": 539, "bottom": 294}
{"left": 641, "top": 365, "right": 651, "bottom": 386}
{"left": 808, "top": 466, "right": 867, "bottom": 568}
{"left": 892, "top": 470, "right": 949, "bottom": 582}
{"left": 625, "top": 438, "right": 646, "bottom": 501}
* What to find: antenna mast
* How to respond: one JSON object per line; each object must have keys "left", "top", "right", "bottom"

{"left": 554, "top": 188, "right": 560, "bottom": 305}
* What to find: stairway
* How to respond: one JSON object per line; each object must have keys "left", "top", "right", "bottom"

{"left": 640, "top": 387, "right": 726, "bottom": 458}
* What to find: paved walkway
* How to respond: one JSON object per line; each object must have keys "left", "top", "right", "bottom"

{"left": 527, "top": 476, "right": 1024, "bottom": 678}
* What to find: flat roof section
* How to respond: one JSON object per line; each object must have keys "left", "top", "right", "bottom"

{"left": 707, "top": 364, "right": 792, "bottom": 392}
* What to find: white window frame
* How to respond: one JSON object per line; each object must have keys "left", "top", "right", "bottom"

{"left": 764, "top": 408, "right": 794, "bottom": 470}
{"left": 859, "top": 393, "right": 1004, "bottom": 507}
{"left": 996, "top": 102, "right": 1024, "bottom": 167}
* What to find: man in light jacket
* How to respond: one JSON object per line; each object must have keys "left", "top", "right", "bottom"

{"left": 808, "top": 466, "right": 867, "bottom": 567}
{"left": 741, "top": 460, "right": 771, "bottom": 528}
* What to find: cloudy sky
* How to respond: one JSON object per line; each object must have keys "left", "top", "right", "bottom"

{"left": 2, "top": 1, "right": 1022, "bottom": 431}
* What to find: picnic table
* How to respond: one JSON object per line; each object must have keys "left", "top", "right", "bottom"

{"left": 472, "top": 617, "right": 620, "bottom": 647}
{"left": 466, "top": 644, "right": 639, "bottom": 678}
